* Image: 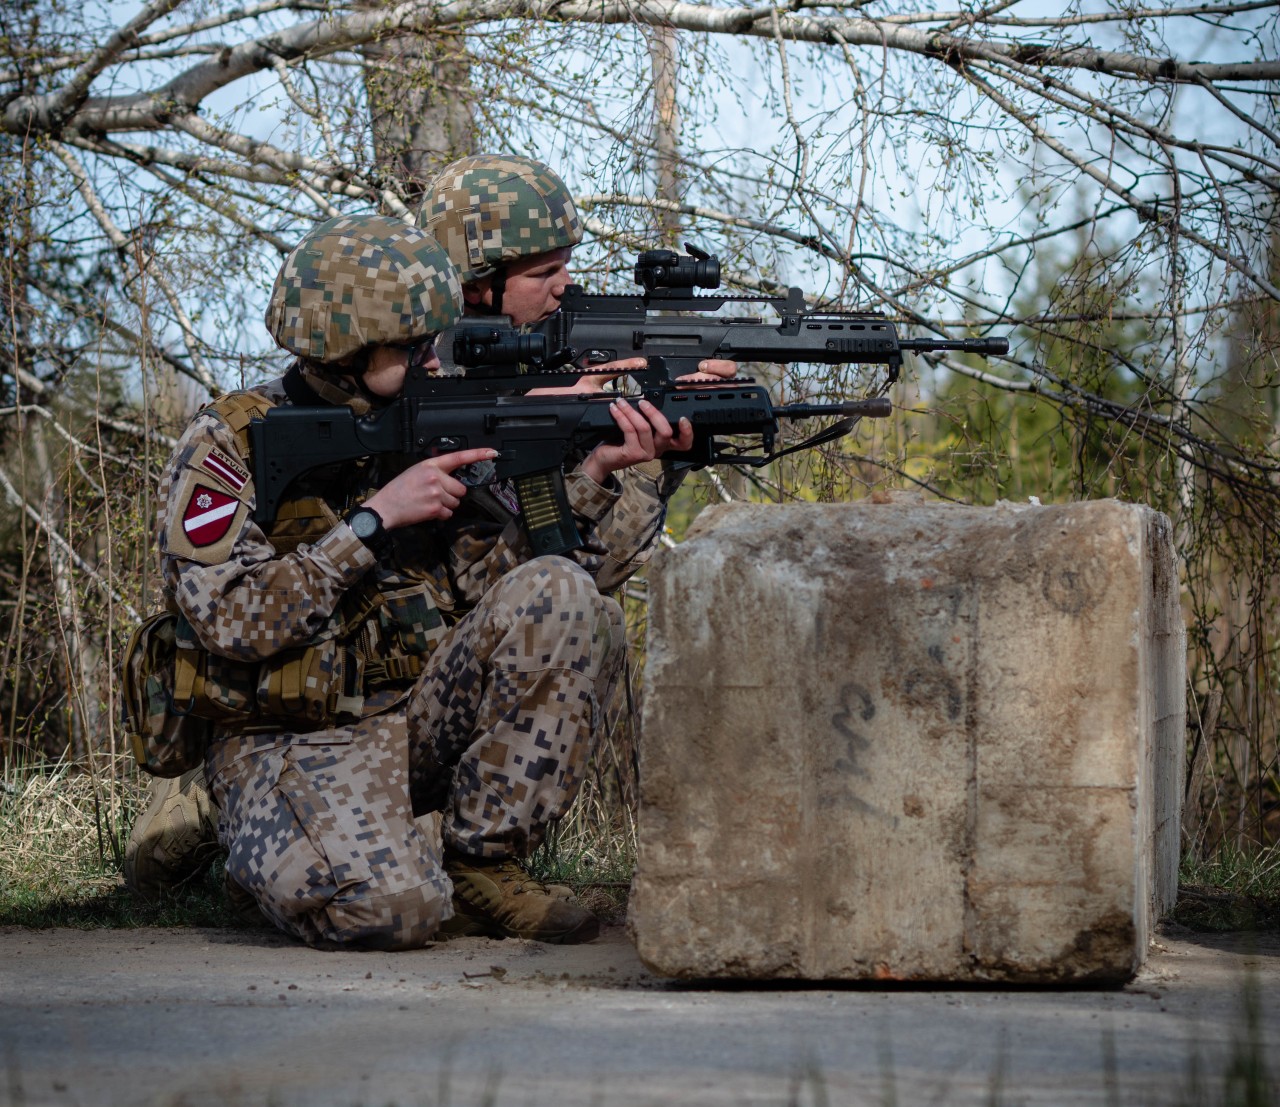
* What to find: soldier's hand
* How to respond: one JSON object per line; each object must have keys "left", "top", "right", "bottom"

{"left": 527, "top": 357, "right": 736, "bottom": 396}
{"left": 581, "top": 399, "right": 693, "bottom": 484}
{"left": 674, "top": 358, "right": 738, "bottom": 384}
{"left": 525, "top": 358, "right": 648, "bottom": 397}
{"left": 365, "top": 448, "right": 499, "bottom": 528}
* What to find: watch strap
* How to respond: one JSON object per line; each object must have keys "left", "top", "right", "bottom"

{"left": 345, "top": 505, "right": 388, "bottom": 553}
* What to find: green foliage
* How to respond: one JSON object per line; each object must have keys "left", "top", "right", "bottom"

{"left": 913, "top": 233, "right": 1167, "bottom": 508}
{"left": 0, "top": 866, "right": 249, "bottom": 930}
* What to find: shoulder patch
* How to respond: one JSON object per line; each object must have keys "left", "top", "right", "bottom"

{"left": 183, "top": 485, "right": 240, "bottom": 546}
{"left": 165, "top": 468, "right": 250, "bottom": 565}
{"left": 193, "top": 443, "right": 250, "bottom": 495}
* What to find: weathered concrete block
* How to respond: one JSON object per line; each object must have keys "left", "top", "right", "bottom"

{"left": 630, "top": 499, "right": 1184, "bottom": 982}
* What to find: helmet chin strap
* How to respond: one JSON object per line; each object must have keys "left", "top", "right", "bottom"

{"left": 486, "top": 267, "right": 506, "bottom": 316}
{"left": 476, "top": 267, "right": 504, "bottom": 314}
{"left": 303, "top": 349, "right": 387, "bottom": 405}
{"left": 346, "top": 348, "right": 372, "bottom": 377}
{"left": 462, "top": 267, "right": 507, "bottom": 317}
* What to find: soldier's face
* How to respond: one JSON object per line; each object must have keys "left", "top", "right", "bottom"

{"left": 466, "top": 247, "right": 573, "bottom": 326}
{"left": 362, "top": 340, "right": 440, "bottom": 398}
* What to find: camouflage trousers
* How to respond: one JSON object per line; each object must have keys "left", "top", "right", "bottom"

{"left": 206, "top": 557, "right": 625, "bottom": 950}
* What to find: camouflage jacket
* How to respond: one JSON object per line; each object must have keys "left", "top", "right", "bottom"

{"left": 156, "top": 363, "right": 675, "bottom": 685}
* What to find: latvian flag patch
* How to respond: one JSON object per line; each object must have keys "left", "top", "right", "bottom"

{"left": 199, "top": 446, "right": 249, "bottom": 493}
{"left": 183, "top": 485, "right": 240, "bottom": 547}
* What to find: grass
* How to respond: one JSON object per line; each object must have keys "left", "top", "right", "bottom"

{"left": 5, "top": 747, "right": 1280, "bottom": 937}
{"left": 1172, "top": 845, "right": 1280, "bottom": 932}
{"left": 0, "top": 749, "right": 633, "bottom": 930}
{"left": 0, "top": 754, "right": 248, "bottom": 929}
{"left": 525, "top": 829, "right": 634, "bottom": 926}
{"left": 0, "top": 868, "right": 243, "bottom": 929}
{"left": 1, "top": 755, "right": 133, "bottom": 927}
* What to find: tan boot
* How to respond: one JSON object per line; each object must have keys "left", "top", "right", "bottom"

{"left": 224, "top": 869, "right": 268, "bottom": 926}
{"left": 439, "top": 853, "right": 600, "bottom": 944}
{"left": 123, "top": 767, "right": 220, "bottom": 900}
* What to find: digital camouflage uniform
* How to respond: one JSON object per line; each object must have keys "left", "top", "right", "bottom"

{"left": 418, "top": 154, "right": 583, "bottom": 284}
{"left": 155, "top": 215, "right": 674, "bottom": 950}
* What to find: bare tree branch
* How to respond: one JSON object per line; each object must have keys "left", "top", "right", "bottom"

{"left": 0, "top": 463, "right": 142, "bottom": 623}
{"left": 6, "top": 1, "right": 1278, "bottom": 139}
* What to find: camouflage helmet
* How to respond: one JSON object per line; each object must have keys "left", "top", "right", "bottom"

{"left": 266, "top": 214, "right": 463, "bottom": 363}
{"left": 419, "top": 155, "right": 583, "bottom": 284}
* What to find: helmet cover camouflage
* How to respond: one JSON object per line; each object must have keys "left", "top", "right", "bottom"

{"left": 266, "top": 214, "right": 463, "bottom": 363}
{"left": 419, "top": 155, "right": 583, "bottom": 283}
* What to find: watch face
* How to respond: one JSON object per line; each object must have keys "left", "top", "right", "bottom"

{"left": 350, "top": 509, "right": 379, "bottom": 540}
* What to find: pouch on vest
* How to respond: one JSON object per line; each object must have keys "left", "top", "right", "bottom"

{"left": 169, "top": 616, "right": 258, "bottom": 723}
{"left": 120, "top": 610, "right": 213, "bottom": 778}
{"left": 255, "top": 637, "right": 364, "bottom": 726}
{"left": 379, "top": 586, "right": 448, "bottom": 657}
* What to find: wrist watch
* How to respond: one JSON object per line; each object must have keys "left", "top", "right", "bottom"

{"left": 345, "top": 505, "right": 388, "bottom": 552}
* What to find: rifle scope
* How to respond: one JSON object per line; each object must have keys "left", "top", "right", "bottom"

{"left": 453, "top": 326, "right": 548, "bottom": 367}
{"left": 634, "top": 247, "right": 720, "bottom": 292}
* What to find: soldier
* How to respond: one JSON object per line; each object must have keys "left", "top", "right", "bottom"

{"left": 419, "top": 154, "right": 733, "bottom": 383}
{"left": 126, "top": 213, "right": 697, "bottom": 947}
{"left": 415, "top": 155, "right": 738, "bottom": 580}
{"left": 418, "top": 154, "right": 585, "bottom": 333}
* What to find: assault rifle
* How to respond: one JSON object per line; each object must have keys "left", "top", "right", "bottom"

{"left": 251, "top": 342, "right": 892, "bottom": 556}
{"left": 251, "top": 247, "right": 1008, "bottom": 555}
{"left": 493, "top": 245, "right": 1008, "bottom": 383}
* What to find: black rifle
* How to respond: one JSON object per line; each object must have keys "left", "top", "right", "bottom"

{"left": 251, "top": 247, "right": 1007, "bottom": 555}
{"left": 251, "top": 356, "right": 892, "bottom": 556}
{"left": 485, "top": 245, "right": 1008, "bottom": 383}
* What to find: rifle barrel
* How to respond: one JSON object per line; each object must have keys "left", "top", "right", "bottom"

{"left": 898, "top": 337, "right": 1009, "bottom": 356}
{"left": 776, "top": 397, "right": 892, "bottom": 420}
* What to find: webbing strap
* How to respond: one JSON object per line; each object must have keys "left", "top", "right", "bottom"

{"left": 209, "top": 391, "right": 274, "bottom": 439}
{"left": 363, "top": 655, "right": 426, "bottom": 686}
{"left": 172, "top": 649, "right": 198, "bottom": 707}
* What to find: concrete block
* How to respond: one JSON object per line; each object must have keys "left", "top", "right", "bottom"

{"left": 630, "top": 499, "right": 1184, "bottom": 982}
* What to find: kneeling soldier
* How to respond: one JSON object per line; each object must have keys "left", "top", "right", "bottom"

{"left": 132, "top": 214, "right": 694, "bottom": 948}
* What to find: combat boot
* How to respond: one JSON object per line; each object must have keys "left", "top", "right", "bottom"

{"left": 123, "top": 766, "right": 220, "bottom": 900}
{"left": 224, "top": 869, "right": 269, "bottom": 926}
{"left": 439, "top": 852, "right": 600, "bottom": 944}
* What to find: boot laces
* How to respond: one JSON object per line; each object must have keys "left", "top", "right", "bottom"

{"left": 495, "top": 863, "right": 549, "bottom": 897}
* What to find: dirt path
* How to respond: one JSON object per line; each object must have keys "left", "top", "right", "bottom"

{"left": 1, "top": 924, "right": 1275, "bottom": 1106}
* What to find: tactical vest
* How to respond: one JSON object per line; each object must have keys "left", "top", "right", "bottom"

{"left": 169, "top": 390, "right": 448, "bottom": 735}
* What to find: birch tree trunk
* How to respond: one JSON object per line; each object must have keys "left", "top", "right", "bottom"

{"left": 361, "top": 11, "right": 476, "bottom": 205}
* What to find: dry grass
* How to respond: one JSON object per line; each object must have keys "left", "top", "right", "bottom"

{"left": 524, "top": 682, "right": 642, "bottom": 924}
{"left": 0, "top": 755, "right": 239, "bottom": 928}
{"left": 0, "top": 756, "right": 137, "bottom": 899}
